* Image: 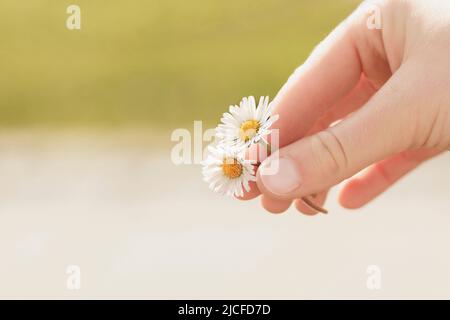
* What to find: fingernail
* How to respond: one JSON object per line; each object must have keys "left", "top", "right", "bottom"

{"left": 259, "top": 157, "right": 302, "bottom": 195}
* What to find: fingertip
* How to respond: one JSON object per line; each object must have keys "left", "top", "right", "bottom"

{"left": 256, "top": 157, "right": 298, "bottom": 201}
{"left": 294, "top": 199, "right": 319, "bottom": 216}
{"left": 260, "top": 195, "right": 291, "bottom": 214}
{"left": 236, "top": 181, "right": 260, "bottom": 201}
{"left": 294, "top": 191, "right": 328, "bottom": 216}
{"left": 339, "top": 179, "right": 365, "bottom": 209}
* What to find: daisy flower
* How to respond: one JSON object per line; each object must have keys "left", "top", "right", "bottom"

{"left": 216, "top": 96, "right": 279, "bottom": 150}
{"left": 202, "top": 145, "right": 256, "bottom": 197}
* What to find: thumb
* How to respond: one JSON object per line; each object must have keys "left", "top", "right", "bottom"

{"left": 257, "top": 68, "right": 416, "bottom": 200}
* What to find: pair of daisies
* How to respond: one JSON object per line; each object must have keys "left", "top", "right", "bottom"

{"left": 202, "top": 96, "right": 279, "bottom": 197}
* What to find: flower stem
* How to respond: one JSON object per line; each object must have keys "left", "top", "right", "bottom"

{"left": 301, "top": 195, "right": 328, "bottom": 214}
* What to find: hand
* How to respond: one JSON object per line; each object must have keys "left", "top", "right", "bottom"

{"left": 240, "top": 0, "right": 450, "bottom": 215}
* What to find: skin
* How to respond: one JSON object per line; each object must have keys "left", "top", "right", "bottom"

{"left": 238, "top": 0, "right": 450, "bottom": 215}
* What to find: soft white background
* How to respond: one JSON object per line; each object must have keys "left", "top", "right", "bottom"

{"left": 0, "top": 131, "right": 449, "bottom": 299}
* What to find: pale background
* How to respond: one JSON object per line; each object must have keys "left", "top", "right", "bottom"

{"left": 0, "top": 131, "right": 449, "bottom": 299}
{"left": 0, "top": 0, "right": 449, "bottom": 299}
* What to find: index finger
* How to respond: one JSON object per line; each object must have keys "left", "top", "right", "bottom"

{"left": 271, "top": 9, "right": 368, "bottom": 148}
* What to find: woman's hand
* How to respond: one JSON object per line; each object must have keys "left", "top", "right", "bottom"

{"left": 240, "top": 0, "right": 450, "bottom": 214}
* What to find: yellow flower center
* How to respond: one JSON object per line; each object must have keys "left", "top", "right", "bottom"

{"left": 239, "top": 120, "right": 260, "bottom": 142}
{"left": 222, "top": 158, "right": 243, "bottom": 179}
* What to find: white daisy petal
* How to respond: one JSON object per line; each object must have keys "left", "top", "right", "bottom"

{"left": 243, "top": 179, "right": 251, "bottom": 192}
{"left": 203, "top": 96, "right": 279, "bottom": 197}
{"left": 202, "top": 144, "right": 255, "bottom": 197}
{"left": 215, "top": 96, "right": 279, "bottom": 150}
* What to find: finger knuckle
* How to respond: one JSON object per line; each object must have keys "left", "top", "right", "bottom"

{"left": 310, "top": 130, "right": 349, "bottom": 177}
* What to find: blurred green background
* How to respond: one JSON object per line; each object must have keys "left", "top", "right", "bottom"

{"left": 0, "top": 0, "right": 358, "bottom": 129}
